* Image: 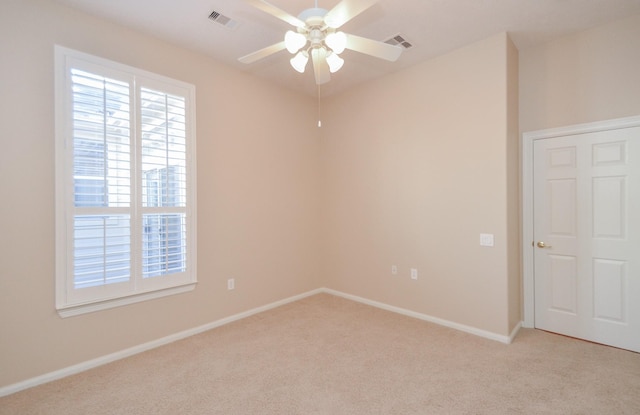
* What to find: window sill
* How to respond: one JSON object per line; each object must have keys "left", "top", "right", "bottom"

{"left": 57, "top": 283, "right": 196, "bottom": 318}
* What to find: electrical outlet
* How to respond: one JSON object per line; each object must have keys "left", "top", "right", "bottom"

{"left": 391, "top": 265, "right": 398, "bottom": 275}
{"left": 227, "top": 278, "right": 235, "bottom": 290}
{"left": 411, "top": 268, "right": 418, "bottom": 280}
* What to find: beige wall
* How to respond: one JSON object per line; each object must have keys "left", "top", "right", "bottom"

{"left": 520, "top": 13, "right": 640, "bottom": 133}
{"left": 320, "top": 33, "right": 519, "bottom": 337}
{"left": 506, "top": 37, "right": 521, "bottom": 332}
{"left": 0, "top": 0, "right": 320, "bottom": 387}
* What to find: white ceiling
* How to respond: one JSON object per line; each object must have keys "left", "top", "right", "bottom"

{"left": 53, "top": 0, "right": 640, "bottom": 97}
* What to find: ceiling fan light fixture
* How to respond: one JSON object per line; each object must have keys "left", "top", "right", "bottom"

{"left": 285, "top": 30, "right": 307, "bottom": 54}
{"left": 325, "top": 51, "right": 344, "bottom": 73}
{"left": 325, "top": 31, "right": 347, "bottom": 54}
{"left": 290, "top": 50, "right": 309, "bottom": 73}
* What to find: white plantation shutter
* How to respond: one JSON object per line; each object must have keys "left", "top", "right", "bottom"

{"left": 55, "top": 46, "right": 197, "bottom": 315}
{"left": 71, "top": 69, "right": 132, "bottom": 291}
{"left": 140, "top": 88, "right": 187, "bottom": 209}
{"left": 74, "top": 215, "right": 131, "bottom": 289}
{"left": 142, "top": 213, "right": 187, "bottom": 278}
{"left": 72, "top": 69, "right": 131, "bottom": 208}
{"left": 140, "top": 87, "right": 188, "bottom": 279}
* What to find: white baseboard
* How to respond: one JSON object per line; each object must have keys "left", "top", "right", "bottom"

{"left": 509, "top": 321, "right": 523, "bottom": 343}
{"left": 324, "top": 288, "right": 520, "bottom": 345}
{"left": 0, "top": 288, "right": 323, "bottom": 397}
{"left": 1, "top": 287, "right": 521, "bottom": 397}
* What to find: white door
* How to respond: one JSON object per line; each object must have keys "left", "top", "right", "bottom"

{"left": 533, "top": 126, "right": 640, "bottom": 352}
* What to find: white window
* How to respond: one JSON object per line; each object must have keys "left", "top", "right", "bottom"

{"left": 55, "top": 46, "right": 197, "bottom": 317}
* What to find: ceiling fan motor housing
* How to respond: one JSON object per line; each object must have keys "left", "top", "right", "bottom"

{"left": 297, "top": 7, "right": 328, "bottom": 24}
{"left": 295, "top": 8, "right": 340, "bottom": 51}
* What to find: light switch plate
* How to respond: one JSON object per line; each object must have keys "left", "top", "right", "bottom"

{"left": 480, "top": 233, "right": 494, "bottom": 247}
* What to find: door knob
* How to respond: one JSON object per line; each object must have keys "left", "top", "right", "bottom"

{"left": 536, "top": 241, "right": 552, "bottom": 248}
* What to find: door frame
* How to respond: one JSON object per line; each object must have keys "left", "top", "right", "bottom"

{"left": 521, "top": 115, "right": 640, "bottom": 328}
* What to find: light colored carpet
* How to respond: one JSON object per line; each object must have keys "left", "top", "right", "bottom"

{"left": 2, "top": 293, "right": 639, "bottom": 414}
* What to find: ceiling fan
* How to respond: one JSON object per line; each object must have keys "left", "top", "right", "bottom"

{"left": 238, "top": 0, "right": 403, "bottom": 85}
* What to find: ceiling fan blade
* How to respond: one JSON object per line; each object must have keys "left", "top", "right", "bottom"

{"left": 311, "top": 48, "right": 331, "bottom": 85}
{"left": 345, "top": 34, "right": 402, "bottom": 61}
{"left": 238, "top": 41, "right": 287, "bottom": 64}
{"left": 245, "top": 0, "right": 305, "bottom": 28}
{"left": 324, "top": 0, "right": 377, "bottom": 28}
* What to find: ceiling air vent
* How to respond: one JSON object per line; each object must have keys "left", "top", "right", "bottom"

{"left": 384, "top": 34, "right": 413, "bottom": 49}
{"left": 208, "top": 10, "right": 240, "bottom": 30}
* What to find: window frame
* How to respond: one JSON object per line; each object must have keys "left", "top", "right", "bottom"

{"left": 55, "top": 46, "right": 197, "bottom": 317}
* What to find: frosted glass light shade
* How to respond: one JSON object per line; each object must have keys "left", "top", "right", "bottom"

{"left": 290, "top": 51, "right": 309, "bottom": 73}
{"left": 326, "top": 51, "right": 344, "bottom": 73}
{"left": 325, "top": 31, "right": 347, "bottom": 54}
{"left": 285, "top": 31, "right": 307, "bottom": 54}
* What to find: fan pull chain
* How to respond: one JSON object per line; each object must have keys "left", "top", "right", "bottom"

{"left": 317, "top": 85, "right": 322, "bottom": 127}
